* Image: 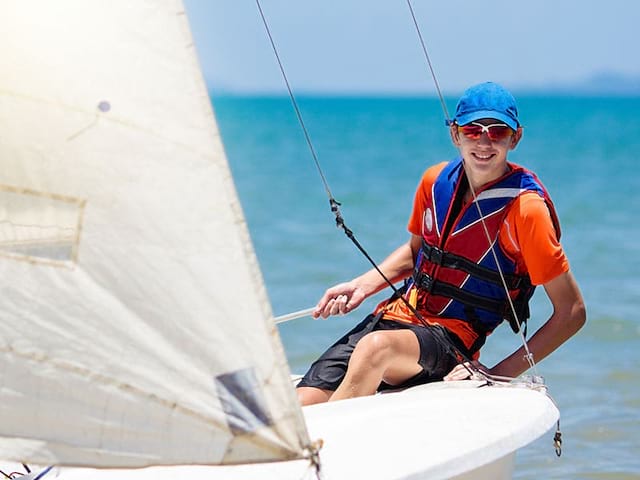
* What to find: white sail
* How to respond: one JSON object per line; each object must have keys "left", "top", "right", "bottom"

{"left": 0, "top": 0, "right": 310, "bottom": 468}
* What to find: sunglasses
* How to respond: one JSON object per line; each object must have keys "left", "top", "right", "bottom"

{"left": 457, "top": 122, "right": 514, "bottom": 142}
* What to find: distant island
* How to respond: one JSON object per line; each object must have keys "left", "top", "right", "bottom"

{"left": 517, "top": 72, "right": 640, "bottom": 96}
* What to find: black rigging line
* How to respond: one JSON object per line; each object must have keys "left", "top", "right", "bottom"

{"left": 255, "top": 0, "right": 481, "bottom": 376}
{"left": 254, "top": 0, "right": 340, "bottom": 218}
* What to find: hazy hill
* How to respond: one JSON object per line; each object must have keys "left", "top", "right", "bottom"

{"left": 519, "top": 72, "right": 640, "bottom": 96}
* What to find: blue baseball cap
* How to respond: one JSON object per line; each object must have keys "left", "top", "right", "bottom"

{"left": 453, "top": 82, "right": 520, "bottom": 130}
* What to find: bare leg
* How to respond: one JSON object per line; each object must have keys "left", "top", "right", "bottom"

{"left": 329, "top": 329, "right": 422, "bottom": 401}
{"left": 297, "top": 386, "right": 333, "bottom": 406}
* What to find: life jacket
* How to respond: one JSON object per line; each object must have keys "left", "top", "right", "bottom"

{"left": 410, "top": 157, "right": 560, "bottom": 353}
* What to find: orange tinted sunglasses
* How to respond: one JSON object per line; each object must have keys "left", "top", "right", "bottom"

{"left": 457, "top": 122, "right": 514, "bottom": 142}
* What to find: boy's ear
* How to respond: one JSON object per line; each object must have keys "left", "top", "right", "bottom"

{"left": 450, "top": 124, "right": 461, "bottom": 146}
{"left": 510, "top": 127, "right": 523, "bottom": 149}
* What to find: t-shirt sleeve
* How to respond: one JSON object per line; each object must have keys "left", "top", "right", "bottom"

{"left": 502, "top": 192, "right": 569, "bottom": 285}
{"left": 407, "top": 162, "right": 446, "bottom": 236}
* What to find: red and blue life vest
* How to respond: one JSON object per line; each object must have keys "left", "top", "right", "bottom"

{"left": 411, "top": 157, "right": 560, "bottom": 350}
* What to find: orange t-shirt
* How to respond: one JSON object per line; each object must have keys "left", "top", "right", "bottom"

{"left": 375, "top": 162, "right": 569, "bottom": 352}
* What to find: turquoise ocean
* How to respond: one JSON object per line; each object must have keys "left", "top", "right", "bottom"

{"left": 212, "top": 94, "right": 640, "bottom": 479}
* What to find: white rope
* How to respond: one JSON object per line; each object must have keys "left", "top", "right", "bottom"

{"left": 465, "top": 170, "right": 539, "bottom": 375}
{"left": 274, "top": 307, "right": 315, "bottom": 324}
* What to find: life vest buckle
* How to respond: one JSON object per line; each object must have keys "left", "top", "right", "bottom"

{"left": 420, "top": 241, "right": 445, "bottom": 266}
{"left": 415, "top": 272, "right": 434, "bottom": 293}
{"left": 427, "top": 246, "right": 444, "bottom": 265}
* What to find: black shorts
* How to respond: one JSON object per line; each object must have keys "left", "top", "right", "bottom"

{"left": 297, "top": 313, "right": 467, "bottom": 392}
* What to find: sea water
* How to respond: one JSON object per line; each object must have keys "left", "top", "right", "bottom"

{"left": 213, "top": 94, "right": 640, "bottom": 479}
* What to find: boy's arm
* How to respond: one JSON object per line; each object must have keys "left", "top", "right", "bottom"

{"left": 489, "top": 270, "right": 586, "bottom": 378}
{"left": 312, "top": 235, "right": 421, "bottom": 319}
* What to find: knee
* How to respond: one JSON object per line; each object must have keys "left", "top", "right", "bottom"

{"left": 297, "top": 386, "right": 331, "bottom": 406}
{"left": 352, "top": 331, "right": 394, "bottom": 367}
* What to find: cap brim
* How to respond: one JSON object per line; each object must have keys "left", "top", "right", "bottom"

{"left": 455, "top": 110, "right": 519, "bottom": 130}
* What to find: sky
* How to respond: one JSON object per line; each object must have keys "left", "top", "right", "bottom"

{"left": 183, "top": 1, "right": 640, "bottom": 95}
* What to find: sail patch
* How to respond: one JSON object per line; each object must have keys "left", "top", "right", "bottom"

{"left": 0, "top": 185, "right": 85, "bottom": 266}
{"left": 214, "top": 368, "right": 274, "bottom": 435}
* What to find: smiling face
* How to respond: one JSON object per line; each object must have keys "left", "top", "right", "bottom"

{"left": 450, "top": 117, "right": 523, "bottom": 189}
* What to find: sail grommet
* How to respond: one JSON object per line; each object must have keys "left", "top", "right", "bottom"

{"left": 98, "top": 100, "right": 111, "bottom": 112}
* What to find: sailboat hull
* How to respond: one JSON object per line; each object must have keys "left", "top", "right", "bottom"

{"left": 4, "top": 380, "right": 559, "bottom": 480}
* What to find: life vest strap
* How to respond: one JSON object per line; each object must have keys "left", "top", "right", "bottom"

{"left": 420, "top": 241, "right": 526, "bottom": 290}
{"left": 415, "top": 269, "right": 532, "bottom": 341}
{"left": 414, "top": 271, "right": 508, "bottom": 317}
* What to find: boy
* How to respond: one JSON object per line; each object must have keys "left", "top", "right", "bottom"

{"left": 297, "top": 82, "right": 586, "bottom": 405}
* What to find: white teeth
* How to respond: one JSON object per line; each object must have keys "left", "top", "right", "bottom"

{"left": 475, "top": 153, "right": 492, "bottom": 159}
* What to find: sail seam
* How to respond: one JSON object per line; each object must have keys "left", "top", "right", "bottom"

{"left": 2, "top": 343, "right": 225, "bottom": 429}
